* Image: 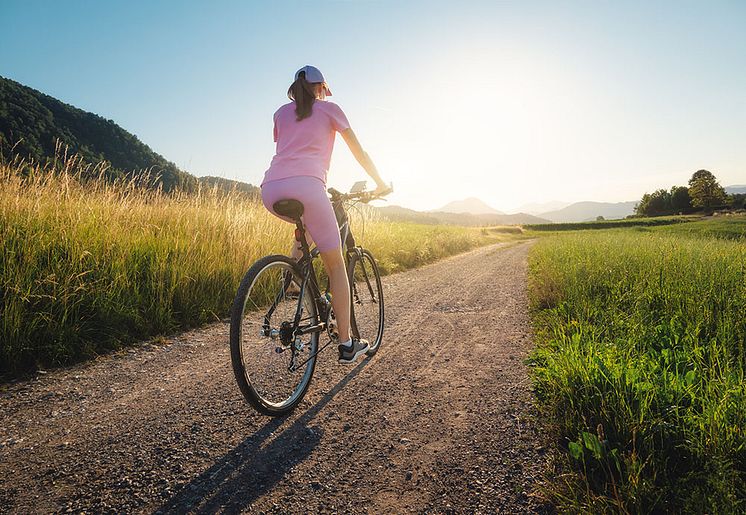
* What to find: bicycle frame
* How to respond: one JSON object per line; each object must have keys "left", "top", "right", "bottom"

{"left": 290, "top": 194, "right": 361, "bottom": 323}
{"left": 259, "top": 190, "right": 382, "bottom": 369}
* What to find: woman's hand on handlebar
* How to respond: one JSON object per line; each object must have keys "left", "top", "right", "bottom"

{"left": 373, "top": 182, "right": 393, "bottom": 197}
{"left": 328, "top": 182, "right": 392, "bottom": 203}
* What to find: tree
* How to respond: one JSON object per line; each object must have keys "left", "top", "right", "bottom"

{"left": 635, "top": 194, "right": 650, "bottom": 216}
{"left": 636, "top": 189, "right": 672, "bottom": 217}
{"left": 730, "top": 193, "right": 746, "bottom": 210}
{"left": 596, "top": 216, "right": 605, "bottom": 221}
{"left": 670, "top": 185, "right": 691, "bottom": 212}
{"left": 688, "top": 169, "right": 727, "bottom": 209}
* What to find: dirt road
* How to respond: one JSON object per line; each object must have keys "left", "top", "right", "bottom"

{"left": 0, "top": 241, "right": 552, "bottom": 514}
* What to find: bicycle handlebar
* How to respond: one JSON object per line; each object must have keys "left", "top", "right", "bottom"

{"left": 328, "top": 186, "right": 393, "bottom": 203}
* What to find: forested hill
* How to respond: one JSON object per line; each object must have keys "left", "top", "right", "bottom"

{"left": 0, "top": 76, "right": 196, "bottom": 192}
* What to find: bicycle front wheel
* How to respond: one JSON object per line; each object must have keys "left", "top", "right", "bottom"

{"left": 230, "top": 255, "right": 319, "bottom": 416}
{"left": 348, "top": 248, "right": 385, "bottom": 355}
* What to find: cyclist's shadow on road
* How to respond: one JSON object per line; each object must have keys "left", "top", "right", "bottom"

{"left": 155, "top": 358, "right": 371, "bottom": 514}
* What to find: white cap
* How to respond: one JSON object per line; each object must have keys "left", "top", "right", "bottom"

{"left": 294, "top": 65, "right": 332, "bottom": 96}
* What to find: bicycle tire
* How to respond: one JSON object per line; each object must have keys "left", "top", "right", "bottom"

{"left": 347, "top": 248, "right": 385, "bottom": 355}
{"left": 230, "top": 255, "right": 319, "bottom": 416}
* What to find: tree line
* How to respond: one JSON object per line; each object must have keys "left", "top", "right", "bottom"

{"left": 635, "top": 169, "right": 745, "bottom": 217}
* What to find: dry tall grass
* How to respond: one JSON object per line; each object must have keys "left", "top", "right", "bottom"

{"left": 1, "top": 154, "right": 510, "bottom": 376}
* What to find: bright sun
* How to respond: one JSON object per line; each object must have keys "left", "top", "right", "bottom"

{"left": 329, "top": 46, "right": 587, "bottom": 212}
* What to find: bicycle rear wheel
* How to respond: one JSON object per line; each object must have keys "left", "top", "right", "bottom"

{"left": 230, "top": 255, "right": 319, "bottom": 416}
{"left": 348, "top": 248, "right": 385, "bottom": 355}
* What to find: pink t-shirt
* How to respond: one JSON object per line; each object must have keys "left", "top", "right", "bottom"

{"left": 262, "top": 100, "right": 351, "bottom": 185}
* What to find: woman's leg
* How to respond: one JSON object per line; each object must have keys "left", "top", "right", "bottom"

{"left": 320, "top": 248, "right": 351, "bottom": 342}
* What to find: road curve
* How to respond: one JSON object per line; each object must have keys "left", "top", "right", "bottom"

{"left": 0, "top": 241, "right": 552, "bottom": 514}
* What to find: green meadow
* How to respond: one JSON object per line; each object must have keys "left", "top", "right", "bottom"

{"left": 0, "top": 158, "right": 519, "bottom": 378}
{"left": 528, "top": 218, "right": 746, "bottom": 512}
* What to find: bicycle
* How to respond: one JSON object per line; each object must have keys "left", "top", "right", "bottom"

{"left": 230, "top": 184, "right": 390, "bottom": 416}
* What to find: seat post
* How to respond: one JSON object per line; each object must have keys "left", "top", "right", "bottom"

{"left": 294, "top": 220, "right": 311, "bottom": 256}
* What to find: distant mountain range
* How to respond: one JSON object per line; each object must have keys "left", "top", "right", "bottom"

{"left": 378, "top": 199, "right": 642, "bottom": 225}
{"left": 726, "top": 185, "right": 746, "bottom": 195}
{"left": 376, "top": 205, "right": 548, "bottom": 226}
{"left": 515, "top": 200, "right": 571, "bottom": 215}
{"left": 536, "top": 201, "right": 638, "bottom": 223}
{"left": 429, "top": 195, "right": 641, "bottom": 223}
{"left": 419, "top": 195, "right": 640, "bottom": 224}
{"left": 434, "top": 197, "right": 503, "bottom": 215}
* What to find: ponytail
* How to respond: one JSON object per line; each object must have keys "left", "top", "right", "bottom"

{"left": 287, "top": 71, "right": 317, "bottom": 121}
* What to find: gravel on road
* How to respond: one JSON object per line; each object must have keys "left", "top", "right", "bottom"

{"left": 0, "top": 241, "right": 553, "bottom": 514}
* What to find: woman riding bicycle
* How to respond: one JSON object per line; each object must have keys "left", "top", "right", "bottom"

{"left": 260, "top": 65, "right": 389, "bottom": 365}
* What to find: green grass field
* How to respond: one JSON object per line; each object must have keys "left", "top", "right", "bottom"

{"left": 524, "top": 215, "right": 696, "bottom": 232}
{"left": 528, "top": 219, "right": 746, "bottom": 512}
{"left": 655, "top": 216, "right": 746, "bottom": 241}
{"left": 0, "top": 158, "right": 519, "bottom": 378}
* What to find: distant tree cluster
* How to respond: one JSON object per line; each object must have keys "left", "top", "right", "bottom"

{"left": 731, "top": 193, "right": 746, "bottom": 210}
{"left": 635, "top": 170, "right": 733, "bottom": 217}
{"left": 0, "top": 76, "right": 197, "bottom": 192}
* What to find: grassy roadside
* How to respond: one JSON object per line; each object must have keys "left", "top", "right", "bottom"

{"left": 527, "top": 224, "right": 746, "bottom": 512}
{"left": 0, "top": 158, "right": 522, "bottom": 378}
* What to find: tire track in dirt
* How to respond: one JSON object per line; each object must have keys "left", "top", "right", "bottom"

{"left": 0, "top": 241, "right": 552, "bottom": 514}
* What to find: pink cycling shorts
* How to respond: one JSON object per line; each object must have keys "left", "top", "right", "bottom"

{"left": 261, "top": 175, "right": 342, "bottom": 252}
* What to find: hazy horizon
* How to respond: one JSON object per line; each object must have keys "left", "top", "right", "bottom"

{"left": 2, "top": 0, "right": 744, "bottom": 212}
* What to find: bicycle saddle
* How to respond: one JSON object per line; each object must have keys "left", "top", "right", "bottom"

{"left": 273, "top": 199, "right": 304, "bottom": 220}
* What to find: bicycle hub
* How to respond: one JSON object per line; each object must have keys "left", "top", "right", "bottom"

{"left": 279, "top": 321, "right": 294, "bottom": 345}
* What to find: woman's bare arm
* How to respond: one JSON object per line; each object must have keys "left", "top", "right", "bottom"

{"left": 340, "top": 128, "right": 389, "bottom": 194}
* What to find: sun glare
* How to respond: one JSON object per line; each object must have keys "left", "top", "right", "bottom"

{"left": 331, "top": 46, "right": 586, "bottom": 212}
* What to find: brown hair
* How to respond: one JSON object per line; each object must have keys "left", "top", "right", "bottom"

{"left": 287, "top": 71, "right": 317, "bottom": 121}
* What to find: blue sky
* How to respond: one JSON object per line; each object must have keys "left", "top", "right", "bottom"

{"left": 2, "top": 0, "right": 745, "bottom": 211}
